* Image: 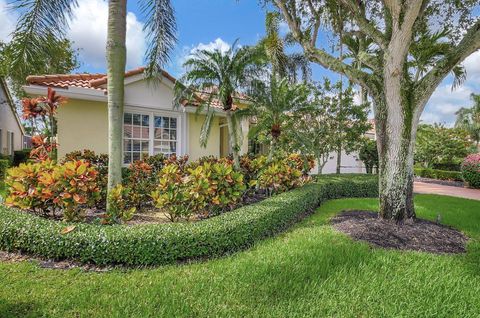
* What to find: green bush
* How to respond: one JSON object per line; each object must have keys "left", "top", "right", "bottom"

{"left": 461, "top": 154, "right": 480, "bottom": 189}
{"left": 0, "top": 175, "right": 378, "bottom": 266}
{"left": 13, "top": 149, "right": 31, "bottom": 166}
{"left": 414, "top": 168, "right": 463, "bottom": 181}
{"left": 0, "top": 159, "right": 10, "bottom": 181}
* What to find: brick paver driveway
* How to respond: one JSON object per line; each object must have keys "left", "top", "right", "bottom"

{"left": 414, "top": 182, "right": 480, "bottom": 201}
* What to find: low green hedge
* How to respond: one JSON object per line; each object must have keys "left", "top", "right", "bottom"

{"left": 414, "top": 168, "right": 463, "bottom": 182}
{"left": 0, "top": 175, "right": 378, "bottom": 266}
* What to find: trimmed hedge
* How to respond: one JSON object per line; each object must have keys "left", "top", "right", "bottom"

{"left": 414, "top": 168, "right": 463, "bottom": 182}
{"left": 0, "top": 175, "right": 378, "bottom": 266}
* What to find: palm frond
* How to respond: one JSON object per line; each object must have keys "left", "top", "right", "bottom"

{"left": 451, "top": 65, "right": 467, "bottom": 91}
{"left": 140, "top": 0, "right": 177, "bottom": 79}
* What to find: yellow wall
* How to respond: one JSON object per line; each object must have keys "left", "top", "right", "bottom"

{"left": 188, "top": 113, "right": 220, "bottom": 160}
{"left": 57, "top": 99, "right": 108, "bottom": 158}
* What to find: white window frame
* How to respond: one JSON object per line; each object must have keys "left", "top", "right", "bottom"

{"left": 122, "top": 107, "right": 186, "bottom": 166}
{"left": 0, "top": 129, "right": 3, "bottom": 155}
{"left": 7, "top": 131, "right": 13, "bottom": 156}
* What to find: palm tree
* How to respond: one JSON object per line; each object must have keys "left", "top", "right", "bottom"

{"left": 257, "top": 11, "right": 310, "bottom": 83}
{"left": 174, "top": 42, "right": 259, "bottom": 169}
{"left": 242, "top": 77, "right": 309, "bottom": 161}
{"left": 455, "top": 93, "right": 480, "bottom": 152}
{"left": 10, "top": 0, "right": 176, "bottom": 211}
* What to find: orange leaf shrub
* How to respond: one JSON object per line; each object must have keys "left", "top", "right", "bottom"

{"left": 5, "top": 160, "right": 100, "bottom": 221}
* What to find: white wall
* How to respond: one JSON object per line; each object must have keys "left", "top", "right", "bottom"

{"left": 0, "top": 84, "right": 23, "bottom": 155}
{"left": 313, "top": 150, "right": 366, "bottom": 174}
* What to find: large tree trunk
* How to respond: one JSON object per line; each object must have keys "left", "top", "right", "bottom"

{"left": 226, "top": 110, "right": 240, "bottom": 169}
{"left": 375, "top": 94, "right": 418, "bottom": 222}
{"left": 106, "top": 0, "right": 127, "bottom": 211}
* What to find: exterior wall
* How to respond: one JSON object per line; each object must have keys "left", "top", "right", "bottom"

{"left": 188, "top": 113, "right": 221, "bottom": 160}
{"left": 56, "top": 99, "right": 108, "bottom": 158}
{"left": 0, "top": 85, "right": 24, "bottom": 155}
{"left": 313, "top": 150, "right": 365, "bottom": 174}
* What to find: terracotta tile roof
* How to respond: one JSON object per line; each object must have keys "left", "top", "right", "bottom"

{"left": 25, "top": 68, "right": 247, "bottom": 111}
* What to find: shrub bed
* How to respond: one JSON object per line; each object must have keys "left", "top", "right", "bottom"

{"left": 414, "top": 168, "right": 463, "bottom": 182}
{"left": 461, "top": 154, "right": 480, "bottom": 189}
{"left": 0, "top": 175, "right": 378, "bottom": 266}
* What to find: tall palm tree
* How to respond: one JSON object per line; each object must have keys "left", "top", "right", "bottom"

{"left": 242, "top": 77, "right": 309, "bottom": 161}
{"left": 455, "top": 93, "right": 480, "bottom": 152}
{"left": 10, "top": 0, "right": 176, "bottom": 210}
{"left": 174, "top": 42, "right": 259, "bottom": 169}
{"left": 257, "top": 11, "right": 310, "bottom": 83}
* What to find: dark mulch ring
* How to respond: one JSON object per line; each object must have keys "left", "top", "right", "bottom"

{"left": 332, "top": 210, "right": 468, "bottom": 254}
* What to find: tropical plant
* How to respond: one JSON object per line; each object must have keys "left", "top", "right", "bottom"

{"left": 242, "top": 77, "right": 310, "bottom": 161}
{"left": 415, "top": 124, "right": 471, "bottom": 169}
{"left": 11, "top": 0, "right": 177, "bottom": 213}
{"left": 359, "top": 139, "right": 378, "bottom": 174}
{"left": 256, "top": 11, "right": 310, "bottom": 82}
{"left": 461, "top": 153, "right": 480, "bottom": 189}
{"left": 105, "top": 184, "right": 136, "bottom": 224}
{"left": 174, "top": 42, "right": 259, "bottom": 169}
{"left": 270, "top": 0, "right": 480, "bottom": 221}
{"left": 455, "top": 93, "right": 480, "bottom": 152}
{"left": 257, "top": 159, "right": 305, "bottom": 195}
{"left": 5, "top": 160, "right": 100, "bottom": 221}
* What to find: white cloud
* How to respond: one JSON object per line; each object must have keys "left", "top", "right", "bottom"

{"left": 0, "top": 0, "right": 17, "bottom": 42}
{"left": 67, "top": 0, "right": 146, "bottom": 70}
{"left": 172, "top": 38, "right": 232, "bottom": 76}
{"left": 463, "top": 50, "right": 480, "bottom": 79}
{"left": 421, "top": 83, "right": 473, "bottom": 126}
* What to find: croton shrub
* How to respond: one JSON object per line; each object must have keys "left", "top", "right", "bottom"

{"left": 461, "top": 153, "right": 480, "bottom": 188}
{"left": 5, "top": 160, "right": 100, "bottom": 221}
{"left": 152, "top": 160, "right": 246, "bottom": 221}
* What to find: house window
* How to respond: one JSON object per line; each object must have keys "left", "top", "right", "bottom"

{"left": 7, "top": 131, "right": 13, "bottom": 155}
{"left": 153, "top": 115, "right": 177, "bottom": 156}
{"left": 123, "top": 112, "right": 179, "bottom": 165}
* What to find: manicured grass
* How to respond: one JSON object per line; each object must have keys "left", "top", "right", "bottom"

{"left": 1, "top": 194, "right": 480, "bottom": 317}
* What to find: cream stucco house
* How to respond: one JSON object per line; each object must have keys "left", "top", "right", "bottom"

{"left": 23, "top": 67, "right": 249, "bottom": 163}
{"left": 0, "top": 78, "right": 25, "bottom": 156}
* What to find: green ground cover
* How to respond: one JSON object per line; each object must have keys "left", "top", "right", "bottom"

{"left": 1, "top": 194, "right": 479, "bottom": 317}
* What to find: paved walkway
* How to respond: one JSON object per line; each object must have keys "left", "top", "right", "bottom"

{"left": 414, "top": 181, "right": 480, "bottom": 201}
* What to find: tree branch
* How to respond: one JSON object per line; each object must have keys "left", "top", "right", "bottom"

{"left": 416, "top": 19, "right": 480, "bottom": 113}
{"left": 273, "top": 0, "right": 377, "bottom": 93}
{"left": 337, "top": 0, "right": 387, "bottom": 50}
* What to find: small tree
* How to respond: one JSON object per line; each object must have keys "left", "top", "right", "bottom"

{"left": 455, "top": 93, "right": 480, "bottom": 152}
{"left": 359, "top": 138, "right": 378, "bottom": 174}
{"left": 242, "top": 77, "right": 310, "bottom": 161}
{"left": 415, "top": 123, "right": 471, "bottom": 169}
{"left": 283, "top": 80, "right": 370, "bottom": 174}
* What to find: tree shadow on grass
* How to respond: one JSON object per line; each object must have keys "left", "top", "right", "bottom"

{"left": 0, "top": 299, "right": 44, "bottom": 318}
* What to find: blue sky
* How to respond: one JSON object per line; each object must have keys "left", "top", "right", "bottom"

{"left": 1, "top": 0, "right": 479, "bottom": 125}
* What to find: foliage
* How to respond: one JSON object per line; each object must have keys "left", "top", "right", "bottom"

{"left": 13, "top": 149, "right": 31, "bottom": 166}
{"left": 21, "top": 88, "right": 66, "bottom": 161}
{"left": 461, "top": 154, "right": 480, "bottom": 189}
{"left": 152, "top": 159, "right": 246, "bottom": 221}
{"left": 282, "top": 79, "right": 370, "bottom": 174}
{"left": 126, "top": 160, "right": 155, "bottom": 210}
{"left": 0, "top": 175, "right": 377, "bottom": 265}
{"left": 4, "top": 160, "right": 100, "bottom": 221}
{"left": 241, "top": 77, "right": 310, "bottom": 160}
{"left": 455, "top": 93, "right": 480, "bottom": 152}
{"left": 414, "top": 168, "right": 463, "bottom": 182}
{"left": 415, "top": 123, "right": 471, "bottom": 168}
{"left": 359, "top": 139, "right": 378, "bottom": 174}
{"left": 0, "top": 37, "right": 79, "bottom": 99}
{"left": 63, "top": 150, "right": 108, "bottom": 209}
{"left": 104, "top": 184, "right": 136, "bottom": 224}
{"left": 0, "top": 160, "right": 10, "bottom": 181}
{"left": 174, "top": 41, "right": 262, "bottom": 168}
{"left": 257, "top": 156, "right": 309, "bottom": 194}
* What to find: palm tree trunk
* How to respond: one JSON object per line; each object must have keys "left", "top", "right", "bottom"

{"left": 267, "top": 137, "right": 277, "bottom": 162}
{"left": 106, "top": 0, "right": 127, "bottom": 211}
{"left": 226, "top": 110, "right": 240, "bottom": 169}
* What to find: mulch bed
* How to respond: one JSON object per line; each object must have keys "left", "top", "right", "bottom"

{"left": 332, "top": 210, "right": 468, "bottom": 254}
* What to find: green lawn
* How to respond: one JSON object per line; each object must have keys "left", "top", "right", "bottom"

{"left": 1, "top": 194, "right": 480, "bottom": 317}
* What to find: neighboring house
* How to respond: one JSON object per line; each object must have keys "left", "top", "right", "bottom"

{"left": 0, "top": 77, "right": 25, "bottom": 156}
{"left": 23, "top": 67, "right": 249, "bottom": 163}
